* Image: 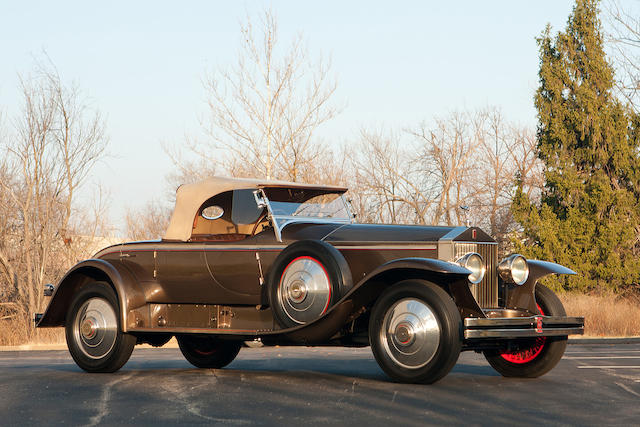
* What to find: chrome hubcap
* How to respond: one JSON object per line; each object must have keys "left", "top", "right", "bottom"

{"left": 287, "top": 281, "right": 308, "bottom": 303}
{"left": 380, "top": 298, "right": 441, "bottom": 369}
{"left": 278, "top": 256, "right": 331, "bottom": 324}
{"left": 394, "top": 322, "right": 415, "bottom": 346}
{"left": 73, "top": 297, "right": 118, "bottom": 359}
{"left": 81, "top": 318, "right": 98, "bottom": 340}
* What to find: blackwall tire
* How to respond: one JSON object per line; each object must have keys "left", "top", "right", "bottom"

{"left": 369, "top": 280, "right": 462, "bottom": 384}
{"left": 268, "top": 240, "right": 352, "bottom": 329}
{"left": 65, "top": 282, "right": 136, "bottom": 373}
{"left": 483, "top": 284, "right": 568, "bottom": 378}
{"left": 177, "top": 335, "right": 241, "bottom": 369}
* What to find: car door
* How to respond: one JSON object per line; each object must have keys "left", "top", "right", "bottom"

{"left": 155, "top": 242, "right": 219, "bottom": 304}
{"left": 203, "top": 189, "right": 267, "bottom": 305}
{"left": 203, "top": 239, "right": 263, "bottom": 304}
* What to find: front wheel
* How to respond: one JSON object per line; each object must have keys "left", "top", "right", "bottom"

{"left": 369, "top": 280, "right": 462, "bottom": 384}
{"left": 483, "top": 284, "right": 568, "bottom": 378}
{"left": 65, "top": 282, "right": 136, "bottom": 373}
{"left": 177, "top": 335, "right": 242, "bottom": 368}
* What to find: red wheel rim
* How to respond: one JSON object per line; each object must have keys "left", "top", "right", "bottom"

{"left": 189, "top": 337, "right": 219, "bottom": 356}
{"left": 500, "top": 304, "right": 546, "bottom": 364}
{"left": 194, "top": 347, "right": 218, "bottom": 356}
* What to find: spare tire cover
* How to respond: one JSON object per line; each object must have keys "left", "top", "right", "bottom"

{"left": 267, "top": 240, "right": 352, "bottom": 328}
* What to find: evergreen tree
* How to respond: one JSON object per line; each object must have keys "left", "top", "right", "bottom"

{"left": 512, "top": 0, "right": 640, "bottom": 292}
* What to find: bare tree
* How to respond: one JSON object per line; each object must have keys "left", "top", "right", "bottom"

{"left": 349, "top": 129, "right": 436, "bottom": 224}
{"left": 412, "top": 112, "right": 478, "bottom": 226}
{"left": 606, "top": 0, "right": 640, "bottom": 111}
{"left": 464, "top": 109, "right": 543, "bottom": 251}
{"left": 175, "top": 8, "right": 339, "bottom": 183}
{"left": 0, "top": 61, "right": 108, "bottom": 340}
{"left": 125, "top": 200, "right": 172, "bottom": 241}
{"left": 351, "top": 112, "right": 478, "bottom": 227}
{"left": 163, "top": 136, "right": 219, "bottom": 200}
{"left": 349, "top": 108, "right": 541, "bottom": 239}
{"left": 507, "top": 126, "right": 544, "bottom": 200}
{"left": 470, "top": 109, "right": 514, "bottom": 237}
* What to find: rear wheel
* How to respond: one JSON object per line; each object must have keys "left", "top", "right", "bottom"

{"left": 484, "top": 284, "right": 568, "bottom": 378}
{"left": 65, "top": 282, "right": 136, "bottom": 373}
{"left": 177, "top": 335, "right": 241, "bottom": 368}
{"left": 369, "top": 280, "right": 462, "bottom": 384}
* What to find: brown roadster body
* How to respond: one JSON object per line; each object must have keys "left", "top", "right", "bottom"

{"left": 36, "top": 177, "right": 584, "bottom": 383}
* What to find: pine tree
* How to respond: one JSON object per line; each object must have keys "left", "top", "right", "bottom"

{"left": 512, "top": 0, "right": 640, "bottom": 292}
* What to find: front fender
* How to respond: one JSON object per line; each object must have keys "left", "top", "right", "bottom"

{"left": 357, "top": 257, "right": 472, "bottom": 281}
{"left": 36, "top": 259, "right": 145, "bottom": 332}
{"left": 280, "top": 257, "right": 489, "bottom": 343}
{"left": 505, "top": 259, "right": 577, "bottom": 314}
{"left": 278, "top": 257, "right": 475, "bottom": 343}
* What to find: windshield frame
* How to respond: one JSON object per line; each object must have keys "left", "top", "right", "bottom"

{"left": 253, "top": 188, "right": 353, "bottom": 242}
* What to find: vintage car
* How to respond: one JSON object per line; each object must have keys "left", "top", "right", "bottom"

{"left": 36, "top": 177, "right": 584, "bottom": 383}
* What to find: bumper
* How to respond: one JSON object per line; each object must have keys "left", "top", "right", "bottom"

{"left": 464, "top": 315, "right": 584, "bottom": 339}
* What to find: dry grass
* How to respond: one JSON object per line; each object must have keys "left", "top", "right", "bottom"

{"left": 0, "top": 318, "right": 26, "bottom": 346}
{"left": 0, "top": 318, "right": 64, "bottom": 346}
{"left": 559, "top": 292, "right": 640, "bottom": 337}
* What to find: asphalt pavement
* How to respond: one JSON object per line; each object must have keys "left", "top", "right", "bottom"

{"left": 1, "top": 343, "right": 639, "bottom": 426}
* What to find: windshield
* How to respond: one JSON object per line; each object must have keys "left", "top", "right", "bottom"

{"left": 263, "top": 188, "right": 351, "bottom": 220}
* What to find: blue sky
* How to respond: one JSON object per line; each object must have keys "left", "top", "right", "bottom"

{"left": 0, "top": 1, "right": 577, "bottom": 232}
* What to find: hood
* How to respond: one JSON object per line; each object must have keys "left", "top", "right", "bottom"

{"left": 281, "top": 222, "right": 495, "bottom": 245}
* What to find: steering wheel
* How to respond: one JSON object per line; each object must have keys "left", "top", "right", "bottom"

{"left": 251, "top": 211, "right": 269, "bottom": 236}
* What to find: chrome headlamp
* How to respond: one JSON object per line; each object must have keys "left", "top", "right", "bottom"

{"left": 456, "top": 252, "right": 485, "bottom": 284}
{"left": 498, "top": 254, "right": 529, "bottom": 285}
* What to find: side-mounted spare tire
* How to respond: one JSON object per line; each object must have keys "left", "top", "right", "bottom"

{"left": 268, "top": 240, "right": 352, "bottom": 328}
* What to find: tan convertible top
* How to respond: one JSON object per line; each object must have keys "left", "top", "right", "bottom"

{"left": 164, "top": 176, "right": 348, "bottom": 241}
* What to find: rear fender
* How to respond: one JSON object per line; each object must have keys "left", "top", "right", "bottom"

{"left": 505, "top": 260, "right": 576, "bottom": 314}
{"left": 36, "top": 259, "right": 145, "bottom": 332}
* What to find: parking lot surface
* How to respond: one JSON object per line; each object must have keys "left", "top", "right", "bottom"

{"left": 1, "top": 343, "right": 639, "bottom": 425}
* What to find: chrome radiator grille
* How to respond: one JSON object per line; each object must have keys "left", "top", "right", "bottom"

{"left": 454, "top": 242, "right": 498, "bottom": 308}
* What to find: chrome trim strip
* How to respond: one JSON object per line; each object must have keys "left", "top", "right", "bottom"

{"left": 130, "top": 326, "right": 269, "bottom": 335}
{"left": 278, "top": 217, "right": 352, "bottom": 228}
{"left": 109, "top": 244, "right": 287, "bottom": 251}
{"left": 320, "top": 223, "right": 349, "bottom": 242}
{"left": 99, "top": 245, "right": 287, "bottom": 257}
{"left": 454, "top": 241, "right": 498, "bottom": 245}
{"left": 333, "top": 245, "right": 437, "bottom": 250}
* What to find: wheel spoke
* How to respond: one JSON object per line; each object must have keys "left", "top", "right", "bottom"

{"left": 500, "top": 304, "right": 546, "bottom": 364}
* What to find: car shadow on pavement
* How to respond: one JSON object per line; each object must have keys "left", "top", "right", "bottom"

{"left": 12, "top": 359, "right": 500, "bottom": 384}
{"left": 1, "top": 348, "right": 499, "bottom": 382}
